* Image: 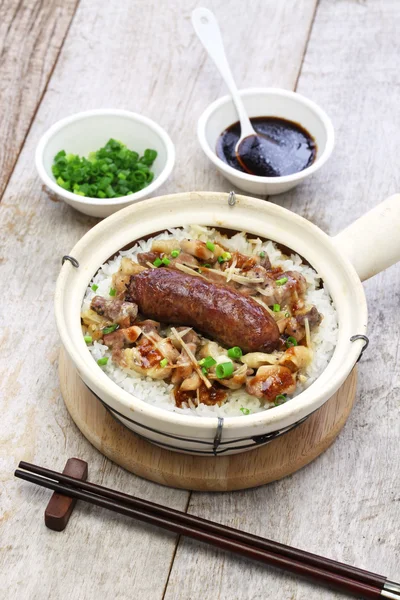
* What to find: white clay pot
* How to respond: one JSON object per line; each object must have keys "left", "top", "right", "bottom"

{"left": 55, "top": 192, "right": 400, "bottom": 455}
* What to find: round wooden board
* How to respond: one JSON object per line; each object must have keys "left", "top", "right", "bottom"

{"left": 59, "top": 348, "right": 357, "bottom": 491}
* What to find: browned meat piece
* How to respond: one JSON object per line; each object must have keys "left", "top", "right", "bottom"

{"left": 174, "top": 383, "right": 227, "bottom": 408}
{"left": 257, "top": 270, "right": 307, "bottom": 306}
{"left": 245, "top": 365, "right": 296, "bottom": 402}
{"left": 135, "top": 319, "right": 160, "bottom": 333}
{"left": 284, "top": 317, "right": 305, "bottom": 342}
{"left": 180, "top": 239, "right": 220, "bottom": 262}
{"left": 127, "top": 269, "right": 280, "bottom": 353}
{"left": 169, "top": 252, "right": 200, "bottom": 268}
{"left": 103, "top": 325, "right": 142, "bottom": 349}
{"left": 175, "top": 326, "right": 200, "bottom": 346}
{"left": 90, "top": 296, "right": 138, "bottom": 328}
{"left": 221, "top": 251, "right": 258, "bottom": 272}
{"left": 295, "top": 305, "right": 322, "bottom": 327}
{"left": 259, "top": 253, "right": 271, "bottom": 270}
{"left": 137, "top": 251, "right": 159, "bottom": 266}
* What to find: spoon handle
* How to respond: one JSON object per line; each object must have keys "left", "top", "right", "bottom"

{"left": 191, "top": 7, "right": 254, "bottom": 138}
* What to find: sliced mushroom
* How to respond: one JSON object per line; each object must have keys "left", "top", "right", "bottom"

{"left": 180, "top": 370, "right": 201, "bottom": 391}
{"left": 241, "top": 351, "right": 283, "bottom": 368}
{"left": 279, "top": 346, "right": 313, "bottom": 372}
{"left": 151, "top": 239, "right": 181, "bottom": 254}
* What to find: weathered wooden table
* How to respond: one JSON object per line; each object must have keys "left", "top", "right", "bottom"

{"left": 1, "top": 1, "right": 399, "bottom": 598}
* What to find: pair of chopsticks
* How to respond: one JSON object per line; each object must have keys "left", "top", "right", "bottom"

{"left": 15, "top": 462, "right": 399, "bottom": 599}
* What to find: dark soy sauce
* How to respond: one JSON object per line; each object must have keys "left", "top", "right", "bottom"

{"left": 216, "top": 116, "right": 317, "bottom": 177}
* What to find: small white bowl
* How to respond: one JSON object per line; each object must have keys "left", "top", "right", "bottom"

{"left": 197, "top": 88, "right": 334, "bottom": 196}
{"left": 35, "top": 109, "right": 175, "bottom": 218}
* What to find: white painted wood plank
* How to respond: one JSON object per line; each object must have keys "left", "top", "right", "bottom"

{"left": 164, "top": 0, "right": 400, "bottom": 598}
{"left": 0, "top": 0, "right": 316, "bottom": 598}
{"left": 0, "top": 0, "right": 78, "bottom": 198}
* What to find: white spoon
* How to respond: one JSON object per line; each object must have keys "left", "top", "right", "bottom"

{"left": 191, "top": 7, "right": 280, "bottom": 176}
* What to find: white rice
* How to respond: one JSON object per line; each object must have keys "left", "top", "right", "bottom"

{"left": 82, "top": 225, "right": 338, "bottom": 417}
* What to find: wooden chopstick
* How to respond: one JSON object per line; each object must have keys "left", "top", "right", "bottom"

{"left": 17, "top": 461, "right": 385, "bottom": 588}
{"left": 15, "top": 465, "right": 399, "bottom": 600}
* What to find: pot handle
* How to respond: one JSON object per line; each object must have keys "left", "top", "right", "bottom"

{"left": 333, "top": 194, "right": 400, "bottom": 281}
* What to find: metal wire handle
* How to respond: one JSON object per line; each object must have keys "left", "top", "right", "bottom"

{"left": 62, "top": 255, "right": 80, "bottom": 268}
{"left": 350, "top": 334, "right": 369, "bottom": 363}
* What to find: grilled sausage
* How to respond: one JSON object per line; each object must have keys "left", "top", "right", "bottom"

{"left": 127, "top": 268, "right": 280, "bottom": 353}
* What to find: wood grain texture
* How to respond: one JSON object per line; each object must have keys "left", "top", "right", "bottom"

{"left": 59, "top": 349, "right": 358, "bottom": 491}
{"left": 0, "top": 0, "right": 79, "bottom": 198}
{"left": 164, "top": 1, "right": 400, "bottom": 599}
{"left": 0, "top": 1, "right": 318, "bottom": 599}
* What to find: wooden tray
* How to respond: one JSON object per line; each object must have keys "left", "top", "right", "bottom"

{"left": 59, "top": 348, "right": 357, "bottom": 491}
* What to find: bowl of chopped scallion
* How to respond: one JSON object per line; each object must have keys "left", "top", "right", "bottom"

{"left": 35, "top": 109, "right": 175, "bottom": 217}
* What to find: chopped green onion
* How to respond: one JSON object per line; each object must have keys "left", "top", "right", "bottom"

{"left": 102, "top": 324, "right": 119, "bottom": 335}
{"left": 84, "top": 335, "right": 93, "bottom": 344}
{"left": 274, "top": 394, "right": 287, "bottom": 406}
{"left": 52, "top": 139, "right": 157, "bottom": 199}
{"left": 273, "top": 304, "right": 280, "bottom": 312}
{"left": 162, "top": 256, "right": 171, "bottom": 266}
{"left": 276, "top": 277, "right": 288, "bottom": 286}
{"left": 109, "top": 288, "right": 116, "bottom": 296}
{"left": 160, "top": 358, "right": 168, "bottom": 368}
{"left": 153, "top": 258, "right": 162, "bottom": 267}
{"left": 217, "top": 251, "right": 232, "bottom": 263}
{"left": 201, "top": 366, "right": 208, "bottom": 375}
{"left": 286, "top": 336, "right": 298, "bottom": 348}
{"left": 97, "top": 357, "right": 109, "bottom": 366}
{"left": 171, "top": 249, "right": 180, "bottom": 258}
{"left": 227, "top": 346, "right": 242, "bottom": 359}
{"left": 285, "top": 312, "right": 290, "bottom": 318}
{"left": 199, "top": 356, "right": 217, "bottom": 369}
{"left": 206, "top": 241, "right": 215, "bottom": 252}
{"left": 91, "top": 284, "right": 98, "bottom": 292}
{"left": 216, "top": 362, "right": 234, "bottom": 379}
{"left": 240, "top": 407, "right": 250, "bottom": 415}
{"left": 259, "top": 251, "right": 266, "bottom": 258}
{"left": 203, "top": 263, "right": 212, "bottom": 268}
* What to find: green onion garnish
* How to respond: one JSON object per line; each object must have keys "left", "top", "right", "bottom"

{"left": 285, "top": 312, "right": 290, "bottom": 318}
{"left": 206, "top": 241, "right": 215, "bottom": 252}
{"left": 276, "top": 277, "right": 288, "bottom": 286}
{"left": 259, "top": 251, "right": 266, "bottom": 258}
{"left": 240, "top": 407, "right": 250, "bottom": 415}
{"left": 97, "top": 357, "right": 109, "bottom": 366}
{"left": 201, "top": 367, "right": 208, "bottom": 375}
{"left": 153, "top": 258, "right": 162, "bottom": 267}
{"left": 91, "top": 284, "right": 98, "bottom": 292}
{"left": 171, "top": 249, "right": 180, "bottom": 258}
{"left": 160, "top": 358, "right": 168, "bottom": 368}
{"left": 109, "top": 288, "right": 116, "bottom": 296}
{"left": 286, "top": 336, "right": 298, "bottom": 348}
{"left": 102, "top": 324, "right": 119, "bottom": 335}
{"left": 227, "top": 346, "right": 242, "bottom": 359}
{"left": 84, "top": 335, "right": 93, "bottom": 344}
{"left": 216, "top": 362, "right": 234, "bottom": 379}
{"left": 162, "top": 256, "right": 170, "bottom": 266}
{"left": 203, "top": 263, "right": 212, "bottom": 268}
{"left": 199, "top": 356, "right": 217, "bottom": 369}
{"left": 52, "top": 140, "right": 157, "bottom": 199}
{"left": 217, "top": 251, "right": 232, "bottom": 263}
{"left": 274, "top": 394, "right": 287, "bottom": 406}
{"left": 273, "top": 304, "right": 280, "bottom": 312}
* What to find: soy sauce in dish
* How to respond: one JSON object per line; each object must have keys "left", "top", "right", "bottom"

{"left": 216, "top": 117, "right": 317, "bottom": 177}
